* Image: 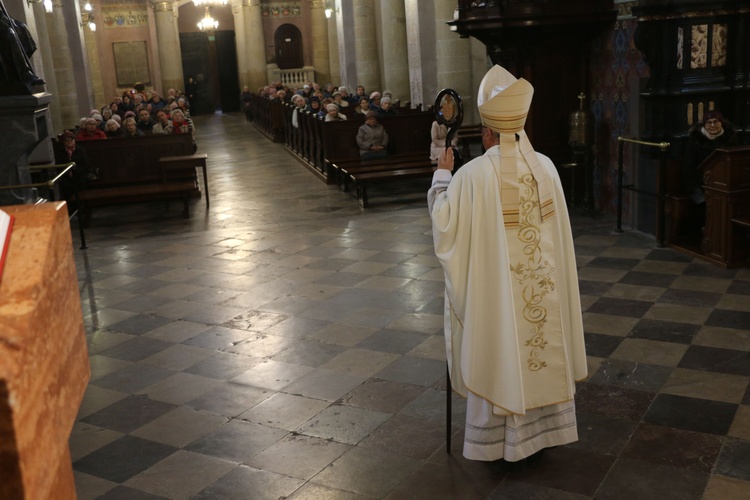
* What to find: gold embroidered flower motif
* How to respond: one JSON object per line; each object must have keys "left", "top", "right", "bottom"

{"left": 513, "top": 173, "right": 556, "bottom": 371}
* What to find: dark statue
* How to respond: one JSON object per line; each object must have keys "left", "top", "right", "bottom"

{"left": 0, "top": 0, "right": 45, "bottom": 95}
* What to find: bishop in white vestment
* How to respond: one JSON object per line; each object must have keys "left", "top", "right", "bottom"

{"left": 428, "top": 66, "right": 588, "bottom": 462}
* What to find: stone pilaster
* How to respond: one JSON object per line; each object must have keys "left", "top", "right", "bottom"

{"left": 378, "top": 0, "right": 409, "bottom": 102}
{"left": 334, "top": 0, "right": 357, "bottom": 89}
{"left": 310, "top": 0, "right": 330, "bottom": 85}
{"left": 242, "top": 0, "right": 267, "bottom": 91}
{"left": 49, "top": 0, "right": 79, "bottom": 129}
{"left": 327, "top": 13, "right": 340, "bottom": 85}
{"left": 352, "top": 0, "right": 379, "bottom": 92}
{"left": 232, "top": 2, "right": 247, "bottom": 87}
{"left": 151, "top": 0, "right": 184, "bottom": 94}
{"left": 82, "top": 15, "right": 105, "bottom": 109}
{"left": 434, "top": 0, "right": 472, "bottom": 120}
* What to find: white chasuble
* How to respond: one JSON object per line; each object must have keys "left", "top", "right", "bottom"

{"left": 429, "top": 144, "right": 587, "bottom": 461}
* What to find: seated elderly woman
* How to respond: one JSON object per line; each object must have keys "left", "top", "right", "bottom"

{"left": 374, "top": 97, "right": 397, "bottom": 117}
{"left": 121, "top": 117, "right": 144, "bottom": 138}
{"left": 171, "top": 108, "right": 198, "bottom": 152}
{"left": 332, "top": 91, "right": 348, "bottom": 108}
{"left": 369, "top": 91, "right": 382, "bottom": 110}
{"left": 356, "top": 111, "right": 389, "bottom": 160}
{"left": 325, "top": 103, "right": 347, "bottom": 122}
{"left": 355, "top": 97, "right": 371, "bottom": 115}
{"left": 104, "top": 119, "right": 121, "bottom": 138}
{"left": 76, "top": 117, "right": 107, "bottom": 141}
{"left": 291, "top": 94, "right": 307, "bottom": 128}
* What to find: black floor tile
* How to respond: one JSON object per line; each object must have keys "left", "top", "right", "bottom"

{"left": 595, "top": 457, "right": 708, "bottom": 500}
{"left": 583, "top": 333, "right": 624, "bottom": 357}
{"left": 628, "top": 319, "right": 701, "bottom": 344}
{"left": 73, "top": 435, "right": 177, "bottom": 483}
{"left": 682, "top": 263, "right": 739, "bottom": 279}
{"left": 643, "top": 394, "right": 738, "bottom": 435}
{"left": 568, "top": 411, "right": 638, "bottom": 456}
{"left": 355, "top": 329, "right": 428, "bottom": 354}
{"left": 91, "top": 363, "right": 175, "bottom": 393}
{"left": 574, "top": 382, "right": 655, "bottom": 421}
{"left": 587, "top": 297, "right": 653, "bottom": 318}
{"left": 727, "top": 280, "right": 750, "bottom": 295}
{"left": 505, "top": 446, "right": 615, "bottom": 497}
{"left": 644, "top": 249, "right": 693, "bottom": 262}
{"left": 678, "top": 345, "right": 750, "bottom": 376}
{"left": 107, "top": 314, "right": 175, "bottom": 336}
{"left": 657, "top": 288, "right": 722, "bottom": 308}
{"left": 80, "top": 394, "right": 177, "bottom": 433}
{"left": 588, "top": 359, "right": 673, "bottom": 393}
{"left": 715, "top": 438, "right": 750, "bottom": 481}
{"left": 578, "top": 280, "right": 614, "bottom": 296}
{"left": 97, "top": 486, "right": 170, "bottom": 500}
{"left": 586, "top": 256, "right": 641, "bottom": 270}
{"left": 704, "top": 309, "right": 750, "bottom": 331}
{"left": 620, "top": 422, "right": 723, "bottom": 473}
{"left": 619, "top": 271, "right": 677, "bottom": 288}
{"left": 98, "top": 337, "right": 174, "bottom": 362}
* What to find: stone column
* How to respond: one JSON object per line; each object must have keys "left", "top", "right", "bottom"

{"left": 434, "top": 0, "right": 472, "bottom": 119}
{"left": 404, "top": 0, "right": 436, "bottom": 108}
{"left": 62, "top": 0, "right": 95, "bottom": 118}
{"left": 335, "top": 0, "right": 357, "bottom": 89}
{"left": 378, "top": 0, "right": 409, "bottom": 102}
{"left": 327, "top": 13, "right": 340, "bottom": 85}
{"left": 82, "top": 15, "right": 105, "bottom": 109}
{"left": 310, "top": 0, "right": 330, "bottom": 85}
{"left": 151, "top": 0, "right": 184, "bottom": 94}
{"left": 243, "top": 0, "right": 267, "bottom": 91}
{"left": 232, "top": 2, "right": 247, "bottom": 87}
{"left": 352, "top": 0, "right": 379, "bottom": 92}
{"left": 49, "top": 0, "right": 80, "bottom": 129}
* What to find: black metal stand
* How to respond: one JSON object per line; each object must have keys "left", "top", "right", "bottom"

{"left": 446, "top": 362, "right": 451, "bottom": 454}
{"left": 615, "top": 137, "right": 670, "bottom": 248}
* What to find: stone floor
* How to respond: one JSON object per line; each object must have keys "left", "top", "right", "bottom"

{"left": 70, "top": 112, "right": 750, "bottom": 499}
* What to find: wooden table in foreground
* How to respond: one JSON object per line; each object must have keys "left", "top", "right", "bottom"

{"left": 0, "top": 202, "right": 90, "bottom": 499}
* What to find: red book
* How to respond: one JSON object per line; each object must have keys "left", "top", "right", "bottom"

{"left": 0, "top": 209, "right": 14, "bottom": 283}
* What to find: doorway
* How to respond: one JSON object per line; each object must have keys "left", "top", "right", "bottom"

{"left": 274, "top": 24, "right": 303, "bottom": 69}
{"left": 180, "top": 31, "right": 240, "bottom": 114}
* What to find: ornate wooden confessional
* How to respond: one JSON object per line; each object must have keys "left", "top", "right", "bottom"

{"left": 633, "top": 0, "right": 750, "bottom": 267}
{"left": 447, "top": 1, "right": 617, "bottom": 177}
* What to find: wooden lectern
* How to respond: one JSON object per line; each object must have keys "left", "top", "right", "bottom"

{"left": 701, "top": 147, "right": 750, "bottom": 268}
{"left": 0, "top": 203, "right": 90, "bottom": 499}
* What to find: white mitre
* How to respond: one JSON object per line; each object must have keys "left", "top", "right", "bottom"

{"left": 477, "top": 65, "right": 533, "bottom": 134}
{"left": 476, "top": 65, "right": 555, "bottom": 222}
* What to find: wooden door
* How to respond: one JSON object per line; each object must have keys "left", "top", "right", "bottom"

{"left": 274, "top": 24, "right": 303, "bottom": 69}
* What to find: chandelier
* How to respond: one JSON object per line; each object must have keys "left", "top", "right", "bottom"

{"left": 193, "top": 0, "right": 227, "bottom": 6}
{"left": 194, "top": 0, "right": 225, "bottom": 31}
{"left": 197, "top": 7, "right": 218, "bottom": 31}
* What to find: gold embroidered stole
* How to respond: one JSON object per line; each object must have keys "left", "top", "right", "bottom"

{"left": 490, "top": 145, "right": 571, "bottom": 410}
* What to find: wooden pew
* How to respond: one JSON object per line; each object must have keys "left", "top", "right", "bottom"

{"left": 55, "top": 134, "right": 206, "bottom": 223}
{"left": 250, "top": 94, "right": 284, "bottom": 142}
{"left": 278, "top": 102, "right": 438, "bottom": 207}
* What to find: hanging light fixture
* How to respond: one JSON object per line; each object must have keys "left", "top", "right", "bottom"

{"left": 193, "top": 0, "right": 227, "bottom": 7}
{"left": 194, "top": 0, "right": 225, "bottom": 31}
{"left": 197, "top": 6, "right": 218, "bottom": 31}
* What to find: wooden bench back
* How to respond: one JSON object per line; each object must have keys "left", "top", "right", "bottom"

{"left": 322, "top": 111, "right": 434, "bottom": 163}
{"left": 53, "top": 134, "right": 196, "bottom": 187}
